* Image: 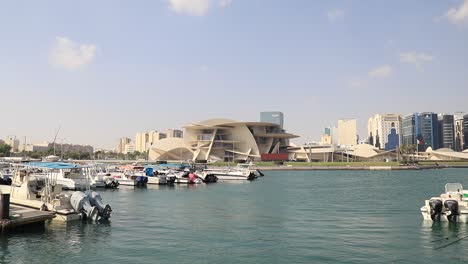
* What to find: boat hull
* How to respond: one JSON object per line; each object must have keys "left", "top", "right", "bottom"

{"left": 420, "top": 206, "right": 468, "bottom": 222}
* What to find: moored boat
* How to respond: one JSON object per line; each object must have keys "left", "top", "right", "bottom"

{"left": 420, "top": 183, "right": 468, "bottom": 222}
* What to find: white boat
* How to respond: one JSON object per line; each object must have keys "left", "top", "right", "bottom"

{"left": 166, "top": 170, "right": 203, "bottom": 184}
{"left": 199, "top": 163, "right": 259, "bottom": 181}
{"left": 4, "top": 162, "right": 112, "bottom": 221}
{"left": 111, "top": 171, "right": 148, "bottom": 186}
{"left": 420, "top": 183, "right": 468, "bottom": 222}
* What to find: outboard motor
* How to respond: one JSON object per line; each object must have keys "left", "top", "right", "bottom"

{"left": 256, "top": 170, "right": 265, "bottom": 177}
{"left": 70, "top": 191, "right": 99, "bottom": 221}
{"left": 204, "top": 174, "right": 218, "bottom": 183}
{"left": 444, "top": 200, "right": 459, "bottom": 222}
{"left": 85, "top": 191, "right": 112, "bottom": 220}
{"left": 429, "top": 199, "right": 443, "bottom": 221}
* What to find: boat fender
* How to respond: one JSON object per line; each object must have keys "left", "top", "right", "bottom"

{"left": 429, "top": 199, "right": 443, "bottom": 221}
{"left": 444, "top": 200, "right": 459, "bottom": 222}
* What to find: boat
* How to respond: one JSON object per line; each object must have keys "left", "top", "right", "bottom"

{"left": 4, "top": 163, "right": 112, "bottom": 221}
{"left": 110, "top": 165, "right": 148, "bottom": 186}
{"left": 22, "top": 162, "right": 96, "bottom": 190}
{"left": 198, "top": 163, "right": 259, "bottom": 181}
{"left": 166, "top": 169, "right": 203, "bottom": 184}
{"left": 88, "top": 164, "right": 119, "bottom": 188}
{"left": 420, "top": 183, "right": 468, "bottom": 222}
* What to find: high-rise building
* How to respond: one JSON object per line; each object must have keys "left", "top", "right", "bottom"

{"left": 117, "top": 137, "right": 131, "bottom": 154}
{"left": 438, "top": 114, "right": 455, "bottom": 150}
{"left": 135, "top": 131, "right": 168, "bottom": 152}
{"left": 260, "top": 111, "right": 284, "bottom": 129}
{"left": 337, "top": 119, "right": 357, "bottom": 146}
{"left": 464, "top": 115, "right": 468, "bottom": 150}
{"left": 402, "top": 114, "right": 416, "bottom": 146}
{"left": 5, "top": 136, "right": 20, "bottom": 153}
{"left": 402, "top": 113, "right": 440, "bottom": 151}
{"left": 454, "top": 112, "right": 465, "bottom": 152}
{"left": 367, "top": 114, "right": 402, "bottom": 150}
{"left": 166, "top": 129, "right": 183, "bottom": 138}
{"left": 124, "top": 143, "right": 135, "bottom": 154}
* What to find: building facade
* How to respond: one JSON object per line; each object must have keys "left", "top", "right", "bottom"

{"left": 464, "top": 115, "right": 468, "bottom": 150}
{"left": 166, "top": 129, "right": 183, "bottom": 138}
{"left": 260, "top": 112, "right": 284, "bottom": 129}
{"left": 117, "top": 137, "right": 131, "bottom": 154}
{"left": 5, "top": 136, "right": 20, "bottom": 153}
{"left": 454, "top": 112, "right": 465, "bottom": 152}
{"left": 148, "top": 118, "right": 298, "bottom": 162}
{"left": 367, "top": 114, "right": 402, "bottom": 150}
{"left": 402, "top": 113, "right": 440, "bottom": 151}
{"left": 438, "top": 114, "right": 455, "bottom": 150}
{"left": 337, "top": 119, "right": 357, "bottom": 146}
{"left": 135, "top": 131, "right": 168, "bottom": 152}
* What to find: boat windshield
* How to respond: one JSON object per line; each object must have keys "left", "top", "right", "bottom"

{"left": 445, "top": 183, "right": 464, "bottom": 193}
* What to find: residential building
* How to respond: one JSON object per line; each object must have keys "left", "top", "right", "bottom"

{"left": 367, "top": 114, "right": 402, "bottom": 150}
{"left": 454, "top": 112, "right": 465, "bottom": 152}
{"left": 124, "top": 143, "right": 135, "bottom": 154}
{"left": 438, "top": 114, "right": 455, "bottom": 150}
{"left": 5, "top": 136, "right": 20, "bottom": 152}
{"left": 337, "top": 119, "right": 357, "bottom": 146}
{"left": 135, "top": 131, "right": 168, "bottom": 152}
{"left": 117, "top": 137, "right": 131, "bottom": 154}
{"left": 260, "top": 111, "right": 284, "bottom": 129}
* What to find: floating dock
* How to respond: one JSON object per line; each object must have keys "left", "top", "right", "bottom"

{"left": 1, "top": 205, "right": 55, "bottom": 233}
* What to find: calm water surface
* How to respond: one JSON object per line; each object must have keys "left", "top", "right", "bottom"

{"left": 2, "top": 169, "right": 468, "bottom": 263}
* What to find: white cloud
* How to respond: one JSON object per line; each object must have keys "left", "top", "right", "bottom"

{"left": 327, "top": 9, "right": 345, "bottom": 22}
{"left": 50, "top": 37, "right": 96, "bottom": 70}
{"left": 219, "top": 0, "right": 232, "bottom": 8}
{"left": 399, "top": 52, "right": 433, "bottom": 68}
{"left": 368, "top": 65, "right": 393, "bottom": 78}
{"left": 445, "top": 0, "right": 468, "bottom": 25}
{"left": 168, "top": 0, "right": 231, "bottom": 16}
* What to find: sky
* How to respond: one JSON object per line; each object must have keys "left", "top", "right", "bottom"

{"left": 1, "top": 0, "right": 467, "bottom": 149}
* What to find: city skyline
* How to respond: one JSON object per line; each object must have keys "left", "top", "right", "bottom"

{"left": 1, "top": 1, "right": 468, "bottom": 149}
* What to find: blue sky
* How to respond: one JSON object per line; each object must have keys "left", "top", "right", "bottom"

{"left": 1, "top": 0, "right": 467, "bottom": 149}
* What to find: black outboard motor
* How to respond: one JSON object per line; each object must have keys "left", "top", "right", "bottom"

{"left": 204, "top": 174, "right": 218, "bottom": 183}
{"left": 429, "top": 199, "right": 443, "bottom": 221}
{"left": 444, "top": 200, "right": 459, "bottom": 222}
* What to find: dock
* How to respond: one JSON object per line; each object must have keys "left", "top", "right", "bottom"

{"left": 1, "top": 205, "right": 55, "bottom": 233}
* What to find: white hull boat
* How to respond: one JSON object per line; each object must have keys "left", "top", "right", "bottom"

{"left": 7, "top": 162, "right": 112, "bottom": 221}
{"left": 420, "top": 183, "right": 468, "bottom": 223}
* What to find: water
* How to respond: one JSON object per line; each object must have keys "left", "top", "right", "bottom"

{"left": 2, "top": 169, "right": 468, "bottom": 263}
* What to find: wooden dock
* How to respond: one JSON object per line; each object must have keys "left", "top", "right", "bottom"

{"left": 0, "top": 205, "right": 55, "bottom": 233}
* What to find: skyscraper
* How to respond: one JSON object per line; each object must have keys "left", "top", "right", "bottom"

{"left": 117, "top": 137, "right": 131, "bottom": 154}
{"left": 402, "top": 113, "right": 440, "bottom": 151}
{"left": 437, "top": 114, "right": 455, "bottom": 150}
{"left": 260, "top": 111, "right": 284, "bottom": 129}
{"left": 367, "top": 114, "right": 402, "bottom": 150}
{"left": 337, "top": 119, "right": 357, "bottom": 146}
{"left": 464, "top": 115, "right": 468, "bottom": 150}
{"left": 454, "top": 112, "right": 465, "bottom": 152}
{"left": 135, "top": 131, "right": 168, "bottom": 152}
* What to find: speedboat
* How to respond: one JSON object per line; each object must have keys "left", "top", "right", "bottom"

{"left": 23, "top": 162, "right": 95, "bottom": 190}
{"left": 420, "top": 183, "right": 468, "bottom": 222}
{"left": 198, "top": 163, "right": 259, "bottom": 181}
{"left": 4, "top": 163, "right": 112, "bottom": 221}
{"left": 166, "top": 169, "right": 203, "bottom": 184}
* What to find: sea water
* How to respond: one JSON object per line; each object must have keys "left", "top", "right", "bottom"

{"left": 2, "top": 169, "right": 468, "bottom": 263}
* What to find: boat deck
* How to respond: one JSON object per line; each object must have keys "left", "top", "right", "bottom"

{"left": 0, "top": 205, "right": 55, "bottom": 233}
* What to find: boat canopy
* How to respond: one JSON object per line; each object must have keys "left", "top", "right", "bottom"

{"left": 445, "top": 183, "right": 463, "bottom": 193}
{"left": 23, "top": 162, "right": 83, "bottom": 170}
